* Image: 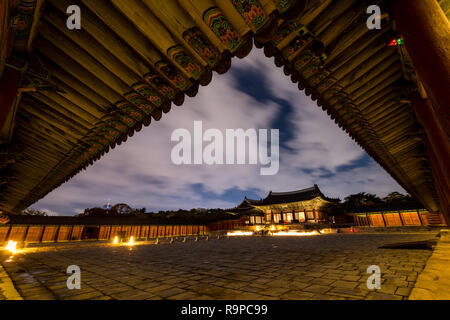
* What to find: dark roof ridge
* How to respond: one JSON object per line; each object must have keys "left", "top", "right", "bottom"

{"left": 270, "top": 185, "right": 318, "bottom": 196}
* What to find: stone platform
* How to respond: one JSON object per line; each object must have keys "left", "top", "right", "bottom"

{"left": 409, "top": 229, "right": 450, "bottom": 299}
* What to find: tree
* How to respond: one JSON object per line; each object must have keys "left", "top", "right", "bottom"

{"left": 343, "top": 192, "right": 383, "bottom": 209}
{"left": 110, "top": 203, "right": 133, "bottom": 215}
{"left": 321, "top": 202, "right": 343, "bottom": 217}
{"left": 20, "top": 208, "right": 48, "bottom": 216}
{"left": 78, "top": 207, "right": 108, "bottom": 217}
{"left": 383, "top": 192, "right": 414, "bottom": 203}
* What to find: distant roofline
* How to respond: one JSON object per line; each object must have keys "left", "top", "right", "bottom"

{"left": 269, "top": 185, "right": 319, "bottom": 196}
{"left": 242, "top": 185, "right": 340, "bottom": 206}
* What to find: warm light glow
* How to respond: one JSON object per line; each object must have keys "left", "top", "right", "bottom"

{"left": 273, "top": 230, "right": 320, "bottom": 236}
{"left": 128, "top": 236, "right": 134, "bottom": 245}
{"left": 319, "top": 228, "right": 338, "bottom": 234}
{"left": 255, "top": 226, "right": 261, "bottom": 231}
{"left": 6, "top": 240, "right": 17, "bottom": 253}
{"left": 113, "top": 236, "right": 119, "bottom": 244}
{"left": 227, "top": 231, "right": 253, "bottom": 236}
{"left": 270, "top": 225, "right": 275, "bottom": 231}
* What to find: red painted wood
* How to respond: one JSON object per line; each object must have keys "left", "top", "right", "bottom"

{"left": 393, "top": 1, "right": 450, "bottom": 224}
{"left": 391, "top": 0, "right": 450, "bottom": 136}
{"left": 418, "top": 115, "right": 450, "bottom": 225}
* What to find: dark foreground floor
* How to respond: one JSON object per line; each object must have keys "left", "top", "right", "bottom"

{"left": 0, "top": 232, "right": 438, "bottom": 300}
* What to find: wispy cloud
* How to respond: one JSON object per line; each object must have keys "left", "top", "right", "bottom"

{"left": 32, "top": 48, "right": 405, "bottom": 215}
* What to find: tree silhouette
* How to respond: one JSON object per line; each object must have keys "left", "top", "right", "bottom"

{"left": 79, "top": 207, "right": 108, "bottom": 217}
{"left": 110, "top": 203, "right": 133, "bottom": 215}
{"left": 383, "top": 192, "right": 414, "bottom": 203}
{"left": 343, "top": 192, "right": 383, "bottom": 209}
{"left": 20, "top": 208, "right": 48, "bottom": 216}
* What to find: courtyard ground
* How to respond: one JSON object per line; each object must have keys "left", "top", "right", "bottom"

{"left": 0, "top": 232, "right": 440, "bottom": 300}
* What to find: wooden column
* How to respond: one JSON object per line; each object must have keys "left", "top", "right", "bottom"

{"left": 416, "top": 209, "right": 424, "bottom": 226}
{"left": 389, "top": 0, "right": 450, "bottom": 220}
{"left": 38, "top": 226, "right": 45, "bottom": 243}
{"left": 22, "top": 226, "right": 29, "bottom": 244}
{"left": 4, "top": 225, "right": 11, "bottom": 241}
{"left": 54, "top": 225, "right": 61, "bottom": 242}
{"left": 413, "top": 94, "right": 450, "bottom": 192}
{"left": 398, "top": 211, "right": 404, "bottom": 226}
{"left": 391, "top": 0, "right": 450, "bottom": 136}
{"left": 411, "top": 94, "right": 450, "bottom": 225}
{"left": 67, "top": 226, "right": 74, "bottom": 242}
{"left": 107, "top": 226, "right": 112, "bottom": 240}
{"left": 423, "top": 134, "right": 450, "bottom": 225}
{"left": 381, "top": 212, "right": 387, "bottom": 227}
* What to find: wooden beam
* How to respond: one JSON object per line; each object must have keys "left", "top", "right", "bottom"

{"left": 0, "top": 67, "right": 21, "bottom": 144}
{"left": 0, "top": 0, "right": 12, "bottom": 75}
{"left": 26, "top": 0, "right": 46, "bottom": 52}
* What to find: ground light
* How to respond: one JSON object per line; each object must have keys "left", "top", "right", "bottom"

{"left": 272, "top": 230, "right": 320, "bottom": 236}
{"left": 226, "top": 231, "right": 253, "bottom": 236}
{"left": 6, "top": 240, "right": 17, "bottom": 254}
{"left": 4, "top": 241, "right": 18, "bottom": 263}
{"left": 113, "top": 236, "right": 119, "bottom": 244}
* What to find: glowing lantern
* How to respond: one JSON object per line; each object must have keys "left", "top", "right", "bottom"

{"left": 113, "top": 236, "right": 119, "bottom": 244}
{"left": 6, "top": 240, "right": 17, "bottom": 253}
{"left": 128, "top": 236, "right": 134, "bottom": 245}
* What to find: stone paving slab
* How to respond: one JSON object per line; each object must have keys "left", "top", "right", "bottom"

{"left": 0, "top": 233, "right": 439, "bottom": 300}
{"left": 0, "top": 263, "right": 23, "bottom": 300}
{"left": 409, "top": 230, "right": 450, "bottom": 299}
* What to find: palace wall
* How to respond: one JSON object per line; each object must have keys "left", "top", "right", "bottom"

{"left": 0, "top": 223, "right": 209, "bottom": 244}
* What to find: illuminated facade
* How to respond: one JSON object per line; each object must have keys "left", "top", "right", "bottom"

{"left": 234, "top": 185, "right": 340, "bottom": 225}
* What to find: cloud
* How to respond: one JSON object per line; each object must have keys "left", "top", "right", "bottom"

{"left": 32, "top": 48, "right": 405, "bottom": 215}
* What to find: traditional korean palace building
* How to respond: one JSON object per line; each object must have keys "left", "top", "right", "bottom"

{"left": 232, "top": 185, "right": 340, "bottom": 225}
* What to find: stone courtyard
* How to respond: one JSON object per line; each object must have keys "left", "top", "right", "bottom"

{"left": 0, "top": 232, "right": 439, "bottom": 300}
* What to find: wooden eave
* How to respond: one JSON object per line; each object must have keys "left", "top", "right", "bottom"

{"left": 0, "top": 0, "right": 441, "bottom": 214}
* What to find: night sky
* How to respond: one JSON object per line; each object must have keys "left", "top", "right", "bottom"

{"left": 33, "top": 48, "right": 405, "bottom": 216}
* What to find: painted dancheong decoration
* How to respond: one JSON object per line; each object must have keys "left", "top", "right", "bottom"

{"left": 203, "top": 7, "right": 242, "bottom": 53}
